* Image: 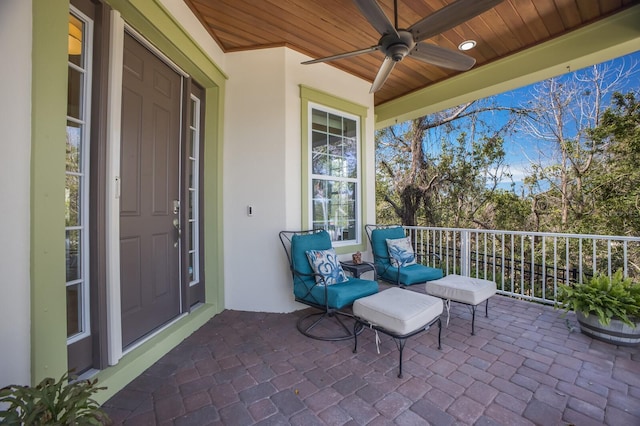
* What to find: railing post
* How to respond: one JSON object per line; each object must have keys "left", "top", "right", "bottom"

{"left": 460, "top": 230, "right": 470, "bottom": 277}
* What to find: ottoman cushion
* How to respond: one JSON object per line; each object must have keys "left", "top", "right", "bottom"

{"left": 426, "top": 274, "right": 496, "bottom": 305}
{"left": 353, "top": 288, "right": 443, "bottom": 335}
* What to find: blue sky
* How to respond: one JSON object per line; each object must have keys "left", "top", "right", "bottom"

{"left": 490, "top": 49, "right": 640, "bottom": 192}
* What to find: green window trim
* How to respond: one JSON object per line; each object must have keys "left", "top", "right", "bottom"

{"left": 300, "top": 85, "right": 368, "bottom": 255}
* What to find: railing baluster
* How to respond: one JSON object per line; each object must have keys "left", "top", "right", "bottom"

{"left": 492, "top": 233, "right": 496, "bottom": 283}
{"left": 511, "top": 233, "right": 515, "bottom": 295}
{"left": 530, "top": 235, "right": 535, "bottom": 298}
{"left": 542, "top": 237, "right": 547, "bottom": 299}
{"left": 484, "top": 232, "right": 488, "bottom": 280}
{"left": 579, "top": 238, "right": 583, "bottom": 284}
{"left": 501, "top": 234, "right": 505, "bottom": 293}
{"left": 566, "top": 238, "right": 570, "bottom": 286}
{"left": 399, "top": 226, "right": 639, "bottom": 304}
{"left": 553, "top": 237, "right": 558, "bottom": 302}
{"left": 607, "top": 239, "right": 612, "bottom": 277}
{"left": 624, "top": 241, "right": 628, "bottom": 277}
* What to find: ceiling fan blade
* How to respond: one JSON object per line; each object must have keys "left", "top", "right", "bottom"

{"left": 302, "top": 46, "right": 380, "bottom": 65}
{"left": 409, "top": 42, "right": 476, "bottom": 71}
{"left": 370, "top": 57, "right": 396, "bottom": 93}
{"left": 353, "top": 0, "right": 399, "bottom": 38}
{"left": 409, "top": 0, "right": 504, "bottom": 42}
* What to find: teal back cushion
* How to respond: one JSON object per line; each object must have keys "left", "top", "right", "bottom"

{"left": 291, "top": 230, "right": 332, "bottom": 276}
{"left": 370, "top": 226, "right": 405, "bottom": 267}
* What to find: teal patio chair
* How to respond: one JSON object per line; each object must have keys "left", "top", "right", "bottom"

{"left": 279, "top": 229, "right": 379, "bottom": 341}
{"left": 365, "top": 224, "right": 443, "bottom": 287}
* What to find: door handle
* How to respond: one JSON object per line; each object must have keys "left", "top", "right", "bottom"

{"left": 173, "top": 218, "right": 181, "bottom": 247}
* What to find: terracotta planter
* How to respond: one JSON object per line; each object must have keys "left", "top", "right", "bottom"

{"left": 576, "top": 311, "right": 640, "bottom": 346}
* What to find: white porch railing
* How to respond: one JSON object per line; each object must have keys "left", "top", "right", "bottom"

{"left": 404, "top": 226, "right": 640, "bottom": 305}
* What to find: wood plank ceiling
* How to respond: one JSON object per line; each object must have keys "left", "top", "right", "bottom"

{"left": 184, "top": 0, "right": 635, "bottom": 106}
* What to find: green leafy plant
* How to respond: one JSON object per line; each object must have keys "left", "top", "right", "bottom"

{"left": 0, "top": 372, "right": 110, "bottom": 425}
{"left": 558, "top": 269, "right": 640, "bottom": 327}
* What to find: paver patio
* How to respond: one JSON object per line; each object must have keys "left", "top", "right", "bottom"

{"left": 103, "top": 284, "right": 640, "bottom": 425}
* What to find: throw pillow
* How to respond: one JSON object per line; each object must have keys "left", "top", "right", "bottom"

{"left": 386, "top": 237, "right": 417, "bottom": 267}
{"left": 305, "top": 248, "right": 349, "bottom": 285}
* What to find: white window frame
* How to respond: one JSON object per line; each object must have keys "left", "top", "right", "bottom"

{"left": 66, "top": 5, "right": 93, "bottom": 345}
{"left": 307, "top": 102, "right": 362, "bottom": 247}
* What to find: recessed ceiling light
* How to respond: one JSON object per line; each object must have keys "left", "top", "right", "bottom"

{"left": 458, "top": 40, "right": 476, "bottom": 51}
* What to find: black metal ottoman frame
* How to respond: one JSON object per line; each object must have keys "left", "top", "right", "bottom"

{"left": 353, "top": 316, "right": 442, "bottom": 378}
{"left": 443, "top": 298, "right": 490, "bottom": 336}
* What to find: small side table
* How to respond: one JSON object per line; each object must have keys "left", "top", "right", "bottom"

{"left": 340, "top": 260, "right": 376, "bottom": 279}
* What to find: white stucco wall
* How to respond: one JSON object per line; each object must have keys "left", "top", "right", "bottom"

{"left": 223, "top": 47, "right": 374, "bottom": 313}
{"left": 0, "top": 0, "right": 32, "bottom": 387}
{"left": 159, "top": 0, "right": 226, "bottom": 69}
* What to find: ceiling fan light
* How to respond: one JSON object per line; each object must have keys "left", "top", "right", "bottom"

{"left": 387, "top": 44, "right": 410, "bottom": 62}
{"left": 458, "top": 40, "right": 476, "bottom": 51}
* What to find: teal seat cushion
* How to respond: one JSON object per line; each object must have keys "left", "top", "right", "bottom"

{"left": 370, "top": 226, "right": 405, "bottom": 269}
{"left": 294, "top": 277, "right": 378, "bottom": 309}
{"left": 380, "top": 263, "right": 444, "bottom": 286}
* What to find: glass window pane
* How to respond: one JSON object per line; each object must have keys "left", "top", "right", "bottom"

{"left": 311, "top": 131, "right": 327, "bottom": 153}
{"left": 312, "top": 153, "right": 328, "bottom": 175}
{"left": 66, "top": 284, "right": 82, "bottom": 337}
{"left": 189, "top": 224, "right": 196, "bottom": 252}
{"left": 187, "top": 188, "right": 194, "bottom": 219}
{"left": 65, "top": 174, "right": 81, "bottom": 227}
{"left": 67, "top": 67, "right": 83, "bottom": 120}
{"left": 344, "top": 137, "right": 357, "bottom": 178}
{"left": 66, "top": 229, "right": 81, "bottom": 282}
{"left": 311, "top": 179, "right": 357, "bottom": 242}
{"left": 328, "top": 113, "right": 342, "bottom": 135}
{"left": 190, "top": 99, "right": 197, "bottom": 128}
{"left": 328, "top": 135, "right": 342, "bottom": 156}
{"left": 311, "top": 109, "right": 327, "bottom": 132}
{"left": 68, "top": 14, "right": 84, "bottom": 66}
{"left": 189, "top": 129, "right": 196, "bottom": 160}
{"left": 344, "top": 118, "right": 357, "bottom": 138}
{"left": 66, "top": 122, "right": 82, "bottom": 173}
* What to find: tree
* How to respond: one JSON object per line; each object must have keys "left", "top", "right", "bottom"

{"left": 519, "top": 61, "right": 638, "bottom": 232}
{"left": 376, "top": 99, "right": 517, "bottom": 228}
{"left": 584, "top": 92, "right": 640, "bottom": 236}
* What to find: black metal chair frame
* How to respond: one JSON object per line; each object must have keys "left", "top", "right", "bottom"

{"left": 279, "top": 229, "right": 367, "bottom": 341}
{"left": 353, "top": 315, "right": 442, "bottom": 378}
{"left": 365, "top": 224, "right": 441, "bottom": 288}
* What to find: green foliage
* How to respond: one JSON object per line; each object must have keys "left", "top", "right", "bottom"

{"left": 375, "top": 100, "right": 516, "bottom": 228}
{"left": 558, "top": 270, "right": 640, "bottom": 327}
{"left": 583, "top": 92, "right": 640, "bottom": 236}
{"left": 0, "top": 372, "right": 109, "bottom": 425}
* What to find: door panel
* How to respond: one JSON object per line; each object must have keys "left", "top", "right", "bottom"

{"left": 120, "top": 32, "right": 182, "bottom": 348}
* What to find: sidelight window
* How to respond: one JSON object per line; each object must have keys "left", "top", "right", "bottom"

{"left": 66, "top": 8, "right": 93, "bottom": 343}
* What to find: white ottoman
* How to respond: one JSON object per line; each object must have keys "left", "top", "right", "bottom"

{"left": 353, "top": 287, "right": 443, "bottom": 378}
{"left": 426, "top": 274, "right": 497, "bottom": 335}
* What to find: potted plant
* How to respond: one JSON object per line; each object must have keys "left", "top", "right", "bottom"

{"left": 558, "top": 269, "right": 640, "bottom": 346}
{"left": 0, "top": 372, "right": 110, "bottom": 425}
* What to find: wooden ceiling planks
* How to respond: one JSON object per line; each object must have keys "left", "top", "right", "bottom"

{"left": 183, "top": 0, "right": 634, "bottom": 105}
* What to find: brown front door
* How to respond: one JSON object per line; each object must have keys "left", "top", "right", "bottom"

{"left": 120, "top": 32, "right": 182, "bottom": 347}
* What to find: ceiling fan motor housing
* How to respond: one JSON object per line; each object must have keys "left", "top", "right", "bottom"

{"left": 380, "top": 30, "right": 415, "bottom": 62}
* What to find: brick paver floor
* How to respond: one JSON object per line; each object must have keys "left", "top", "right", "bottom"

{"left": 103, "top": 284, "right": 640, "bottom": 425}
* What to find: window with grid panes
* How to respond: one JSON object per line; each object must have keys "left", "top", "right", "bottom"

{"left": 309, "top": 105, "right": 360, "bottom": 244}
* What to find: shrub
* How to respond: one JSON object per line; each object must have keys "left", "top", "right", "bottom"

{"left": 0, "top": 372, "right": 109, "bottom": 425}
{"left": 558, "top": 269, "right": 640, "bottom": 327}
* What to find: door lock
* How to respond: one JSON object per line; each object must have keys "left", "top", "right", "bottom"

{"left": 173, "top": 199, "right": 180, "bottom": 215}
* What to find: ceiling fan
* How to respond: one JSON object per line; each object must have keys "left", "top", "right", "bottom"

{"left": 302, "top": 0, "right": 504, "bottom": 93}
